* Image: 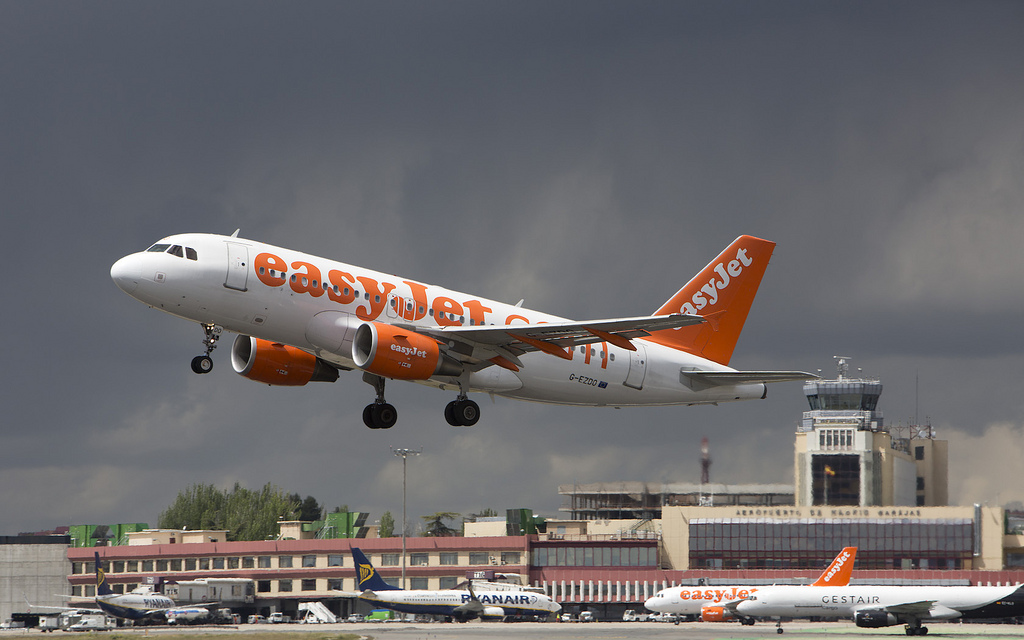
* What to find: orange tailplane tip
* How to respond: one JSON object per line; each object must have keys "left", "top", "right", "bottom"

{"left": 647, "top": 235, "right": 775, "bottom": 366}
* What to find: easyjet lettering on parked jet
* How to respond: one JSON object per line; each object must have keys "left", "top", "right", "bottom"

{"left": 111, "top": 232, "right": 815, "bottom": 428}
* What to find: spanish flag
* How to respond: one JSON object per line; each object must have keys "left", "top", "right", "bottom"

{"left": 824, "top": 465, "right": 836, "bottom": 477}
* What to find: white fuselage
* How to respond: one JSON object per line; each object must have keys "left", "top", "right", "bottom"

{"left": 110, "top": 233, "right": 765, "bottom": 406}
{"left": 95, "top": 592, "right": 175, "bottom": 620}
{"left": 645, "top": 585, "right": 761, "bottom": 615}
{"left": 735, "top": 584, "right": 1023, "bottom": 621}
{"left": 362, "top": 588, "right": 560, "bottom": 618}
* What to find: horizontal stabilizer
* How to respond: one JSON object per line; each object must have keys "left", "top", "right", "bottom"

{"left": 680, "top": 370, "right": 818, "bottom": 391}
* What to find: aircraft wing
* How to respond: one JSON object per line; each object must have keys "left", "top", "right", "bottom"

{"left": 870, "top": 601, "right": 961, "bottom": 620}
{"left": 410, "top": 313, "right": 704, "bottom": 370}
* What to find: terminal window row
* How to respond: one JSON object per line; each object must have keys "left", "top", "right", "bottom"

{"left": 377, "top": 551, "right": 521, "bottom": 566}
{"left": 76, "top": 550, "right": 526, "bottom": 575}
{"left": 73, "top": 554, "right": 346, "bottom": 574}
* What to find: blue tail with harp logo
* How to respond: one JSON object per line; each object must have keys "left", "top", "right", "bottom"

{"left": 94, "top": 552, "right": 114, "bottom": 596}
{"left": 351, "top": 547, "right": 401, "bottom": 591}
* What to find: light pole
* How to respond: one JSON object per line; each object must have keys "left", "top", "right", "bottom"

{"left": 392, "top": 447, "right": 421, "bottom": 589}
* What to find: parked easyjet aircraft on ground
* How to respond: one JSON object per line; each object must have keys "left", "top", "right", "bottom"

{"left": 644, "top": 547, "right": 856, "bottom": 625}
{"left": 735, "top": 579, "right": 1024, "bottom": 635}
{"left": 111, "top": 232, "right": 814, "bottom": 428}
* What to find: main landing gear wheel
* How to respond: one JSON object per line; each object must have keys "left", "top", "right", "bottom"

{"left": 906, "top": 626, "right": 928, "bottom": 636}
{"left": 361, "top": 373, "right": 397, "bottom": 429}
{"left": 444, "top": 398, "right": 480, "bottom": 426}
{"left": 363, "top": 403, "right": 398, "bottom": 429}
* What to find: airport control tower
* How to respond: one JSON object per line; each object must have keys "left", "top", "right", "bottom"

{"left": 793, "top": 357, "right": 947, "bottom": 508}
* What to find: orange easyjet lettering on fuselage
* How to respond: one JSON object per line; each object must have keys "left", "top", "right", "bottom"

{"left": 253, "top": 252, "right": 510, "bottom": 328}
{"left": 679, "top": 587, "right": 756, "bottom": 602}
{"left": 355, "top": 276, "right": 396, "bottom": 321}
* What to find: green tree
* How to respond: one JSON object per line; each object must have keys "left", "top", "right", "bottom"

{"left": 421, "top": 511, "right": 460, "bottom": 537}
{"left": 158, "top": 482, "right": 299, "bottom": 541}
{"left": 378, "top": 511, "right": 395, "bottom": 538}
{"left": 292, "top": 495, "right": 322, "bottom": 522}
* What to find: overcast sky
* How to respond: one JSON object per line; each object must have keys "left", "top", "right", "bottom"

{"left": 3, "top": 1, "right": 1023, "bottom": 536}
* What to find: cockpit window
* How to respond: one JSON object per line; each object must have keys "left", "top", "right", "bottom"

{"left": 147, "top": 244, "right": 171, "bottom": 253}
{"left": 169, "top": 245, "right": 184, "bottom": 258}
{"left": 185, "top": 247, "right": 198, "bottom": 260}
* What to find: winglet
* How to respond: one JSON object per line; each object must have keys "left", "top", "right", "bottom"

{"left": 351, "top": 547, "right": 401, "bottom": 591}
{"left": 648, "top": 235, "right": 775, "bottom": 365}
{"left": 94, "top": 552, "right": 114, "bottom": 596}
{"left": 811, "top": 547, "right": 857, "bottom": 587}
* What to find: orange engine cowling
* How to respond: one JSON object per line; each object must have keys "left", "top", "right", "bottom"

{"left": 352, "top": 322, "right": 462, "bottom": 380}
{"left": 700, "top": 606, "right": 734, "bottom": 622}
{"left": 231, "top": 335, "right": 339, "bottom": 386}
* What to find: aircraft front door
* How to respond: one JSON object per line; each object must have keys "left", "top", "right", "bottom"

{"left": 624, "top": 343, "right": 648, "bottom": 390}
{"left": 224, "top": 242, "right": 249, "bottom": 291}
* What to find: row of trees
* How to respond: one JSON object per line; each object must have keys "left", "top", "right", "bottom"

{"left": 157, "top": 483, "right": 494, "bottom": 541}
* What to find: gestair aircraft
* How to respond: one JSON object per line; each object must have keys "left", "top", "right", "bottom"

{"left": 644, "top": 547, "right": 856, "bottom": 624}
{"left": 111, "top": 232, "right": 815, "bottom": 428}
{"left": 351, "top": 547, "right": 560, "bottom": 621}
{"left": 735, "top": 578, "right": 1024, "bottom": 635}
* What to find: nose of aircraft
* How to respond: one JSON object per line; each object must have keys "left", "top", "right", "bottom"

{"left": 110, "top": 254, "right": 141, "bottom": 294}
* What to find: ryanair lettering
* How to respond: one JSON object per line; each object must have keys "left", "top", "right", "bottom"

{"left": 461, "top": 593, "right": 537, "bottom": 605}
{"left": 679, "top": 247, "right": 753, "bottom": 315}
{"left": 822, "top": 594, "right": 881, "bottom": 604}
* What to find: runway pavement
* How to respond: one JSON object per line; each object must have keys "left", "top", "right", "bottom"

{"left": 6, "top": 621, "right": 1024, "bottom": 639}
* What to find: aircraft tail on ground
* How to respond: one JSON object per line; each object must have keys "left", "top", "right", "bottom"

{"left": 94, "top": 552, "right": 114, "bottom": 596}
{"left": 811, "top": 547, "right": 857, "bottom": 586}
{"left": 351, "top": 547, "right": 401, "bottom": 591}
{"left": 649, "top": 235, "right": 775, "bottom": 365}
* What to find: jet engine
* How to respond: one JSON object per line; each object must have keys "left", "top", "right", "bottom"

{"left": 481, "top": 607, "right": 505, "bottom": 618}
{"left": 231, "top": 335, "right": 339, "bottom": 386}
{"left": 352, "top": 322, "right": 462, "bottom": 380}
{"left": 700, "top": 606, "right": 734, "bottom": 622}
{"left": 855, "top": 610, "right": 899, "bottom": 628}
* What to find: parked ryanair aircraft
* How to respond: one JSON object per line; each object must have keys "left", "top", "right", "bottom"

{"left": 351, "top": 547, "right": 559, "bottom": 621}
{"left": 111, "top": 232, "right": 814, "bottom": 428}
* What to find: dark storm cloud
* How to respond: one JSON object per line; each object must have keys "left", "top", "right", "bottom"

{"left": 2, "top": 1, "right": 1023, "bottom": 534}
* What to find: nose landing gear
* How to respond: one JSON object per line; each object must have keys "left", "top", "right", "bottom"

{"left": 191, "top": 324, "right": 222, "bottom": 374}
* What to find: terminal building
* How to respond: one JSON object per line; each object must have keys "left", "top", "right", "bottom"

{"left": 3, "top": 357, "right": 1024, "bottom": 624}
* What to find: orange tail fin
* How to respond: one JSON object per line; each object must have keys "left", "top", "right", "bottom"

{"left": 811, "top": 547, "right": 857, "bottom": 587}
{"left": 647, "top": 235, "right": 775, "bottom": 365}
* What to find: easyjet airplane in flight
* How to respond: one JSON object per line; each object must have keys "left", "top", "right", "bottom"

{"left": 110, "top": 232, "right": 814, "bottom": 428}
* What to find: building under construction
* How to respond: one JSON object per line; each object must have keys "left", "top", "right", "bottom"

{"left": 558, "top": 482, "right": 795, "bottom": 520}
